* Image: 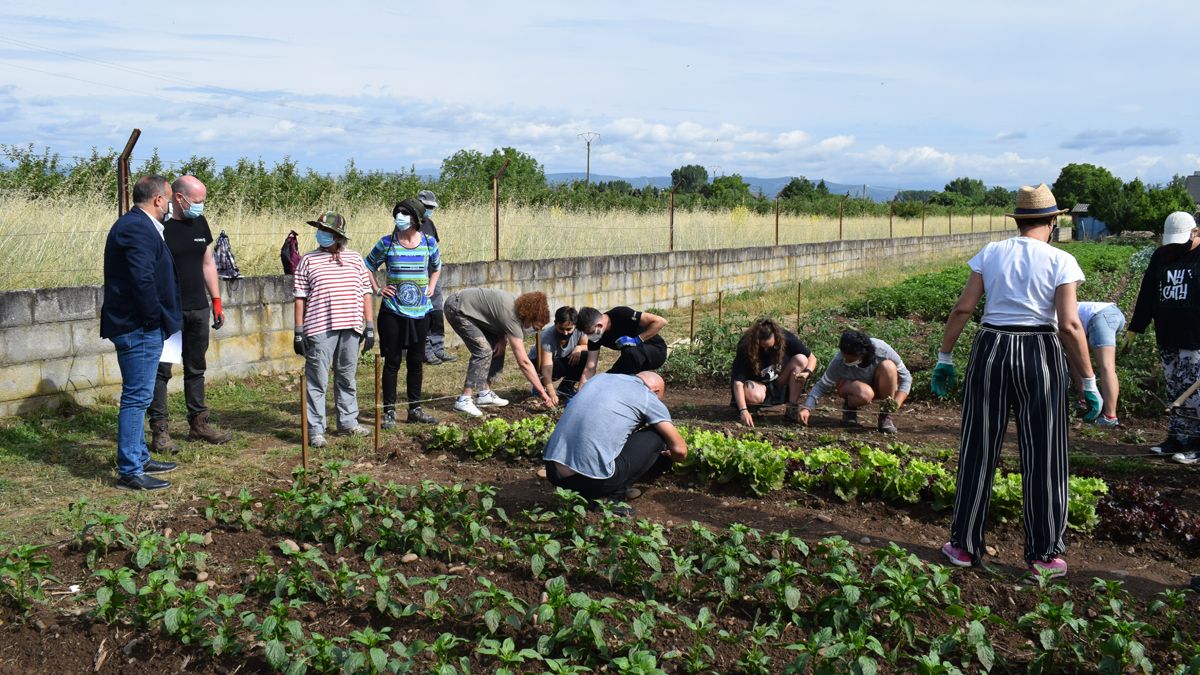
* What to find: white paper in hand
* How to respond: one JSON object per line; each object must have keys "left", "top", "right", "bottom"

{"left": 162, "top": 331, "right": 183, "bottom": 364}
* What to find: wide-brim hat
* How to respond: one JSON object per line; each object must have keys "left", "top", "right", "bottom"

{"left": 306, "top": 211, "right": 349, "bottom": 240}
{"left": 1006, "top": 183, "right": 1068, "bottom": 220}
{"left": 1162, "top": 211, "right": 1197, "bottom": 245}
{"left": 417, "top": 189, "right": 438, "bottom": 208}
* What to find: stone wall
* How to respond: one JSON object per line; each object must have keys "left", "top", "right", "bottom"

{"left": 0, "top": 230, "right": 1005, "bottom": 417}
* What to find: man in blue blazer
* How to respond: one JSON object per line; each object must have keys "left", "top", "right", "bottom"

{"left": 101, "top": 175, "right": 184, "bottom": 490}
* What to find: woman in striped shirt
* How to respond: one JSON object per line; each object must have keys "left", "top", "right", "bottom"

{"left": 365, "top": 199, "right": 442, "bottom": 426}
{"left": 293, "top": 212, "right": 375, "bottom": 448}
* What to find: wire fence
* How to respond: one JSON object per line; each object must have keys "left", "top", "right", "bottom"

{"left": 0, "top": 195, "right": 1012, "bottom": 291}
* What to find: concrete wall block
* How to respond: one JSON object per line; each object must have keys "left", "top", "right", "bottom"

{"left": 220, "top": 277, "right": 263, "bottom": 307}
{"left": 259, "top": 276, "right": 295, "bottom": 305}
{"left": 3, "top": 323, "right": 74, "bottom": 363}
{"left": 38, "top": 355, "right": 103, "bottom": 396}
{"left": 0, "top": 290, "right": 34, "bottom": 329}
{"left": 238, "top": 305, "right": 263, "bottom": 336}
{"left": 262, "top": 303, "right": 291, "bottom": 333}
{"left": 214, "top": 333, "right": 264, "bottom": 368}
{"left": 263, "top": 330, "right": 298, "bottom": 361}
{"left": 70, "top": 321, "right": 110, "bottom": 357}
{"left": 32, "top": 286, "right": 100, "bottom": 324}
{"left": 0, "top": 363, "right": 42, "bottom": 402}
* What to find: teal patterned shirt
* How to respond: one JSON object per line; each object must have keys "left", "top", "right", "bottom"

{"left": 364, "top": 232, "right": 441, "bottom": 318}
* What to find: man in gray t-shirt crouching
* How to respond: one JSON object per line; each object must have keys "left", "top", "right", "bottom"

{"left": 541, "top": 372, "right": 688, "bottom": 508}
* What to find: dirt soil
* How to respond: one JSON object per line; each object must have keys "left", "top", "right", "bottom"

{"left": 0, "top": 381, "right": 1197, "bottom": 673}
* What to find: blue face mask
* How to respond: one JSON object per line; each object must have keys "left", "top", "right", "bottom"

{"left": 394, "top": 214, "right": 412, "bottom": 231}
{"left": 316, "top": 230, "right": 336, "bottom": 247}
{"left": 183, "top": 201, "right": 204, "bottom": 218}
{"left": 423, "top": 209, "right": 433, "bottom": 219}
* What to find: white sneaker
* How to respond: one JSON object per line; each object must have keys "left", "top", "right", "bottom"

{"left": 309, "top": 434, "right": 327, "bottom": 448}
{"left": 343, "top": 425, "right": 371, "bottom": 437}
{"left": 454, "top": 396, "right": 483, "bottom": 417}
{"left": 476, "top": 390, "right": 509, "bottom": 407}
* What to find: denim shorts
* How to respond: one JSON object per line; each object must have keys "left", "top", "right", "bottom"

{"left": 1085, "top": 305, "right": 1126, "bottom": 348}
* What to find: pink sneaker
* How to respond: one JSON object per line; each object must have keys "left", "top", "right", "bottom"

{"left": 1028, "top": 557, "right": 1068, "bottom": 579}
{"left": 941, "top": 542, "right": 973, "bottom": 567}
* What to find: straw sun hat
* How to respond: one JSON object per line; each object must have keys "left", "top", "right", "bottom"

{"left": 1006, "top": 183, "right": 1068, "bottom": 220}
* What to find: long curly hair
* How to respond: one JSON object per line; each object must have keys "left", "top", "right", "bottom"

{"left": 838, "top": 329, "right": 876, "bottom": 365}
{"left": 514, "top": 292, "right": 550, "bottom": 327}
{"left": 738, "top": 317, "right": 787, "bottom": 378}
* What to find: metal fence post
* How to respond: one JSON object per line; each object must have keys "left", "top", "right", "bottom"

{"left": 888, "top": 202, "right": 894, "bottom": 238}
{"left": 669, "top": 188, "right": 676, "bottom": 252}
{"left": 774, "top": 195, "right": 781, "bottom": 245}
{"left": 492, "top": 159, "right": 510, "bottom": 261}
{"left": 116, "top": 128, "right": 141, "bottom": 217}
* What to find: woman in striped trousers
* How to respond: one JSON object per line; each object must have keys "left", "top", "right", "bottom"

{"left": 930, "top": 184, "right": 1099, "bottom": 579}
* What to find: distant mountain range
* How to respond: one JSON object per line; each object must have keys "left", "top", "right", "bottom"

{"left": 411, "top": 169, "right": 903, "bottom": 202}
{"left": 545, "top": 172, "right": 900, "bottom": 202}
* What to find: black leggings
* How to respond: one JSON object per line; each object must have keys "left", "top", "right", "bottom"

{"left": 379, "top": 311, "right": 431, "bottom": 412}
{"left": 607, "top": 336, "right": 668, "bottom": 375}
{"left": 545, "top": 429, "right": 673, "bottom": 500}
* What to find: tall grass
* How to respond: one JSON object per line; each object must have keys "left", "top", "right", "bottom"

{"left": 0, "top": 194, "right": 1013, "bottom": 291}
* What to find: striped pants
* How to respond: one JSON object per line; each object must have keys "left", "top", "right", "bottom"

{"left": 949, "top": 325, "right": 1069, "bottom": 565}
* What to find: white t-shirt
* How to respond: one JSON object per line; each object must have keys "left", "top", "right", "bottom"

{"left": 968, "top": 237, "right": 1085, "bottom": 328}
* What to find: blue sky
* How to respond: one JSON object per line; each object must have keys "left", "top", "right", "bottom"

{"left": 1, "top": 1, "right": 1196, "bottom": 189}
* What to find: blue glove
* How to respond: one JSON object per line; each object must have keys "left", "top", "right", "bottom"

{"left": 615, "top": 335, "right": 642, "bottom": 349}
{"left": 930, "top": 353, "right": 956, "bottom": 397}
{"left": 1081, "top": 376, "right": 1103, "bottom": 423}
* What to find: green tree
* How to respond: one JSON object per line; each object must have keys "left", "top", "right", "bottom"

{"left": 815, "top": 179, "right": 829, "bottom": 196}
{"left": 703, "top": 174, "right": 752, "bottom": 205}
{"left": 1052, "top": 163, "right": 1121, "bottom": 213}
{"left": 779, "top": 176, "right": 815, "bottom": 200}
{"left": 439, "top": 147, "right": 545, "bottom": 204}
{"left": 983, "top": 186, "right": 1013, "bottom": 209}
{"left": 670, "top": 164, "right": 708, "bottom": 193}
{"left": 943, "top": 176, "right": 986, "bottom": 204}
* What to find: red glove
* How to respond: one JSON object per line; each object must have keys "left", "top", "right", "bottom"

{"left": 212, "top": 297, "right": 225, "bottom": 330}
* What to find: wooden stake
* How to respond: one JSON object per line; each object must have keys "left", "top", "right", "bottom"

{"left": 299, "top": 372, "right": 308, "bottom": 469}
{"left": 374, "top": 354, "right": 382, "bottom": 453}
{"left": 717, "top": 291, "right": 723, "bottom": 324}
{"left": 796, "top": 281, "right": 801, "bottom": 332}
{"left": 689, "top": 299, "right": 696, "bottom": 342}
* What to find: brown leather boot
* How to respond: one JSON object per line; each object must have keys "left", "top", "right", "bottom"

{"left": 150, "top": 419, "right": 177, "bottom": 454}
{"left": 188, "top": 411, "right": 232, "bottom": 444}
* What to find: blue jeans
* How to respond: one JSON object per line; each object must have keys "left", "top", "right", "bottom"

{"left": 112, "top": 328, "right": 163, "bottom": 478}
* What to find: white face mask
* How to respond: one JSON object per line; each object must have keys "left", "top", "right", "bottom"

{"left": 589, "top": 329, "right": 604, "bottom": 341}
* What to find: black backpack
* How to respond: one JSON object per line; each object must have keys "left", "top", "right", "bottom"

{"left": 280, "top": 230, "right": 301, "bottom": 275}
{"left": 214, "top": 230, "right": 241, "bottom": 279}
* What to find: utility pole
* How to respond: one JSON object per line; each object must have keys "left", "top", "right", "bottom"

{"left": 578, "top": 132, "right": 599, "bottom": 184}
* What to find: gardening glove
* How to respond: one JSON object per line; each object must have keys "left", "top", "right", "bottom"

{"left": 615, "top": 335, "right": 642, "bottom": 349}
{"left": 293, "top": 329, "right": 306, "bottom": 356}
{"left": 930, "top": 352, "right": 957, "bottom": 397}
{"left": 211, "top": 297, "right": 225, "bottom": 330}
{"left": 1080, "top": 376, "right": 1103, "bottom": 423}
{"left": 362, "top": 323, "right": 375, "bottom": 353}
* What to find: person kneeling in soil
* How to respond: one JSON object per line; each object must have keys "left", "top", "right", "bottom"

{"left": 799, "top": 329, "right": 910, "bottom": 434}
{"left": 731, "top": 317, "right": 818, "bottom": 427}
{"left": 541, "top": 371, "right": 688, "bottom": 514}
{"left": 576, "top": 306, "right": 668, "bottom": 386}
{"left": 531, "top": 306, "right": 589, "bottom": 401}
